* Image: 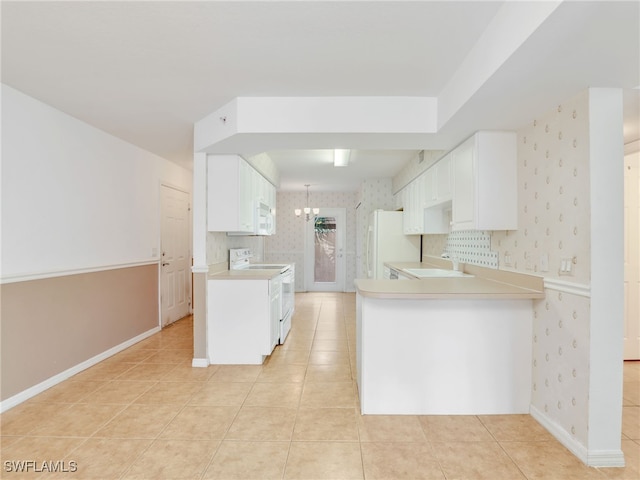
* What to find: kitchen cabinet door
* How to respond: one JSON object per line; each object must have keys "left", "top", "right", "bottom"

{"left": 404, "top": 181, "right": 422, "bottom": 235}
{"left": 451, "top": 131, "right": 517, "bottom": 231}
{"left": 269, "top": 278, "right": 281, "bottom": 352}
{"left": 268, "top": 182, "right": 277, "bottom": 234}
{"left": 451, "top": 137, "right": 476, "bottom": 228}
{"left": 420, "top": 168, "right": 435, "bottom": 210}
{"left": 401, "top": 186, "right": 411, "bottom": 234}
{"left": 434, "top": 154, "right": 452, "bottom": 204}
{"left": 208, "top": 278, "right": 274, "bottom": 364}
{"left": 238, "top": 159, "right": 255, "bottom": 231}
{"left": 207, "top": 155, "right": 255, "bottom": 234}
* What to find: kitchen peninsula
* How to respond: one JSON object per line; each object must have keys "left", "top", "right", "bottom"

{"left": 354, "top": 258, "right": 544, "bottom": 415}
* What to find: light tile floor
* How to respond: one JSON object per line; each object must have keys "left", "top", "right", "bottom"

{"left": 1, "top": 292, "right": 639, "bottom": 479}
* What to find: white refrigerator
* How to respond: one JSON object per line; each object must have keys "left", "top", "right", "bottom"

{"left": 366, "top": 210, "right": 421, "bottom": 279}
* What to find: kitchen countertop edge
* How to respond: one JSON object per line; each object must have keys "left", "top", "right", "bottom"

{"left": 208, "top": 266, "right": 282, "bottom": 280}
{"left": 355, "top": 258, "right": 545, "bottom": 300}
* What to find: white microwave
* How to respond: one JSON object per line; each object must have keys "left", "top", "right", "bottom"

{"left": 256, "top": 202, "right": 275, "bottom": 235}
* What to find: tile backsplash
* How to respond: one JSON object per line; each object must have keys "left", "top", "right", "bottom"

{"left": 446, "top": 230, "right": 498, "bottom": 268}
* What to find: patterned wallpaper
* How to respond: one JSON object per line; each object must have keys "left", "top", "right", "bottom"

{"left": 501, "top": 91, "right": 591, "bottom": 448}
{"left": 392, "top": 149, "right": 446, "bottom": 193}
{"left": 493, "top": 94, "right": 591, "bottom": 284}
{"left": 424, "top": 90, "right": 593, "bottom": 449}
{"left": 206, "top": 232, "right": 229, "bottom": 265}
{"left": 264, "top": 190, "right": 358, "bottom": 291}
{"left": 206, "top": 232, "right": 265, "bottom": 266}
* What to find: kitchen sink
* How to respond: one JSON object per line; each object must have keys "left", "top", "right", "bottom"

{"left": 403, "top": 268, "right": 474, "bottom": 278}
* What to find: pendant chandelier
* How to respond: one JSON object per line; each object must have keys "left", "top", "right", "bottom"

{"left": 295, "top": 184, "right": 319, "bottom": 221}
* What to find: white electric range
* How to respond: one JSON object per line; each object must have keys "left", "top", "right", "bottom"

{"left": 229, "top": 248, "right": 294, "bottom": 344}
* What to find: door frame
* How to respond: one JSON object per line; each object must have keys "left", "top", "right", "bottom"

{"left": 159, "top": 183, "right": 192, "bottom": 327}
{"left": 624, "top": 151, "right": 640, "bottom": 359}
{"left": 304, "top": 207, "right": 346, "bottom": 292}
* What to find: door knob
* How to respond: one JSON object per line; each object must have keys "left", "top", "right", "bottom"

{"left": 162, "top": 262, "right": 170, "bottom": 267}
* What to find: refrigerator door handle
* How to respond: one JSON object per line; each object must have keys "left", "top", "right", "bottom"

{"left": 366, "top": 225, "right": 373, "bottom": 278}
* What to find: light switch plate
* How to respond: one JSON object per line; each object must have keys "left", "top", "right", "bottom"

{"left": 559, "top": 257, "right": 573, "bottom": 275}
{"left": 540, "top": 253, "right": 549, "bottom": 272}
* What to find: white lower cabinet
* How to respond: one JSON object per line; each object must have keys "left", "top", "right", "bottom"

{"left": 208, "top": 278, "right": 280, "bottom": 364}
{"left": 269, "top": 278, "right": 281, "bottom": 352}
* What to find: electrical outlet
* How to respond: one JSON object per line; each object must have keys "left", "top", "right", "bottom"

{"left": 504, "top": 252, "right": 512, "bottom": 267}
{"left": 540, "top": 253, "right": 549, "bottom": 272}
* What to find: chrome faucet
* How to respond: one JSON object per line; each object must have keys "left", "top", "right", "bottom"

{"left": 451, "top": 254, "right": 460, "bottom": 271}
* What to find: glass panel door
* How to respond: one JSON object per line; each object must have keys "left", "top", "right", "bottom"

{"left": 314, "top": 216, "right": 337, "bottom": 282}
{"left": 305, "top": 208, "right": 346, "bottom": 291}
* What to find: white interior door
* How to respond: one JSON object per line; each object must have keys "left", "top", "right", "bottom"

{"left": 304, "top": 208, "right": 346, "bottom": 292}
{"left": 160, "top": 185, "right": 191, "bottom": 326}
{"left": 624, "top": 152, "right": 640, "bottom": 359}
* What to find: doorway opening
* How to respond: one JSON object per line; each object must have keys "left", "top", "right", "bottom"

{"left": 305, "top": 208, "right": 346, "bottom": 292}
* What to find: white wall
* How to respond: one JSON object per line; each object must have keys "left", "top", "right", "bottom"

{"left": 1, "top": 84, "right": 192, "bottom": 280}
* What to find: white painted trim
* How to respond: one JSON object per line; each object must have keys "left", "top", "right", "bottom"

{"left": 191, "top": 265, "right": 210, "bottom": 274}
{"left": 1, "top": 260, "right": 160, "bottom": 284}
{"left": 0, "top": 326, "right": 160, "bottom": 413}
{"left": 530, "top": 405, "right": 625, "bottom": 467}
{"left": 191, "top": 358, "right": 209, "bottom": 368}
{"left": 587, "top": 451, "right": 626, "bottom": 468}
{"left": 543, "top": 278, "right": 591, "bottom": 297}
{"left": 530, "top": 405, "right": 589, "bottom": 464}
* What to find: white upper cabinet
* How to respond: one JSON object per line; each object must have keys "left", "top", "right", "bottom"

{"left": 421, "top": 168, "right": 436, "bottom": 208}
{"left": 434, "top": 153, "right": 452, "bottom": 205}
{"left": 401, "top": 153, "right": 453, "bottom": 234}
{"left": 207, "top": 154, "right": 277, "bottom": 234}
{"left": 451, "top": 131, "right": 517, "bottom": 231}
{"left": 402, "top": 180, "right": 424, "bottom": 234}
{"left": 399, "top": 131, "right": 516, "bottom": 234}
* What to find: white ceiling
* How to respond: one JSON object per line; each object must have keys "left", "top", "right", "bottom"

{"left": 2, "top": 1, "right": 639, "bottom": 191}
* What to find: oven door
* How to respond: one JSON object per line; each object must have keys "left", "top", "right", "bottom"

{"left": 279, "top": 268, "right": 295, "bottom": 343}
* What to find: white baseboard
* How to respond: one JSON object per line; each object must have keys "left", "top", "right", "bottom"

{"left": 191, "top": 358, "right": 209, "bottom": 368}
{"left": 0, "top": 326, "right": 161, "bottom": 413}
{"left": 530, "top": 405, "right": 625, "bottom": 467}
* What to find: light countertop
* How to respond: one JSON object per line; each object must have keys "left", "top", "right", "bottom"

{"left": 208, "top": 267, "right": 281, "bottom": 281}
{"left": 354, "top": 257, "right": 545, "bottom": 300}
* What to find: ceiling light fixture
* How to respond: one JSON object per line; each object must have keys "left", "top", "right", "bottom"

{"left": 294, "top": 184, "right": 319, "bottom": 221}
{"left": 334, "top": 149, "right": 350, "bottom": 167}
